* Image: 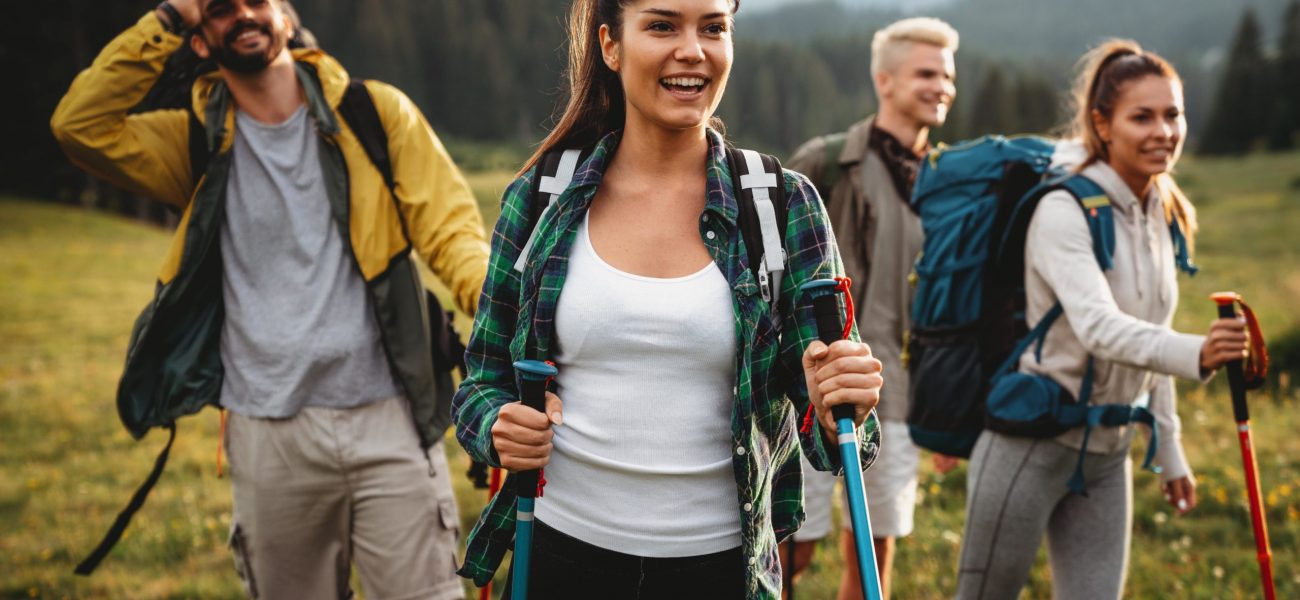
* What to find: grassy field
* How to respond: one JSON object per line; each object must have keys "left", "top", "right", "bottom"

{"left": 1, "top": 151, "right": 1297, "bottom": 598}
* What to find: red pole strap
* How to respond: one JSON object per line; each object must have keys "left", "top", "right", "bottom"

{"left": 798, "top": 277, "right": 854, "bottom": 435}
{"left": 1238, "top": 424, "right": 1277, "bottom": 600}
{"left": 833, "top": 276, "right": 854, "bottom": 340}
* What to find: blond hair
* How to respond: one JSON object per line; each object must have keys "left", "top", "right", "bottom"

{"left": 870, "top": 17, "right": 959, "bottom": 79}
{"left": 1068, "top": 38, "right": 1197, "bottom": 249}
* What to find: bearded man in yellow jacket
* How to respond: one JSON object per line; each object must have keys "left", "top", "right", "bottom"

{"left": 51, "top": 1, "right": 488, "bottom": 598}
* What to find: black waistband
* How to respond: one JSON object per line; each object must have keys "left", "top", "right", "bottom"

{"left": 534, "top": 519, "right": 742, "bottom": 574}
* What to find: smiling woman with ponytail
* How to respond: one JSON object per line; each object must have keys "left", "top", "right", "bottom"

{"left": 452, "top": 1, "right": 885, "bottom": 598}
{"left": 953, "top": 39, "right": 1251, "bottom": 600}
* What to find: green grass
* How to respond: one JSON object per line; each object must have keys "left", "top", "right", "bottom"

{"left": 2, "top": 150, "right": 1298, "bottom": 598}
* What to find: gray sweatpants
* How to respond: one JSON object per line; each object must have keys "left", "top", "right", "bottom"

{"left": 955, "top": 431, "right": 1132, "bottom": 600}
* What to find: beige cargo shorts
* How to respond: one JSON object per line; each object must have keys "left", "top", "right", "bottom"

{"left": 225, "top": 396, "right": 463, "bottom": 600}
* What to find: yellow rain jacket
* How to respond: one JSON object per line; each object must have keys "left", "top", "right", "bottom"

{"left": 51, "top": 13, "right": 489, "bottom": 448}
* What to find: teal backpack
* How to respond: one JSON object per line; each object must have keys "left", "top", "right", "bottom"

{"left": 905, "top": 135, "right": 1197, "bottom": 492}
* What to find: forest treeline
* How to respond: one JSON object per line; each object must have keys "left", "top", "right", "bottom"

{"left": 6, "top": 0, "right": 1298, "bottom": 212}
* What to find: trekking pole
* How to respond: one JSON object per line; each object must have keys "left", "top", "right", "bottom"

{"left": 509, "top": 359, "right": 557, "bottom": 600}
{"left": 1211, "top": 292, "right": 1275, "bottom": 600}
{"left": 800, "top": 279, "right": 883, "bottom": 600}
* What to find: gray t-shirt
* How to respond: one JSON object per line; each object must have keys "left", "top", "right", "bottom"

{"left": 218, "top": 106, "right": 402, "bottom": 417}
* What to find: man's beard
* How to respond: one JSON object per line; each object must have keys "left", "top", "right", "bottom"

{"left": 209, "top": 20, "right": 288, "bottom": 74}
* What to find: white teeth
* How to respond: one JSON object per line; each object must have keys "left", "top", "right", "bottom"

{"left": 661, "top": 76, "right": 706, "bottom": 87}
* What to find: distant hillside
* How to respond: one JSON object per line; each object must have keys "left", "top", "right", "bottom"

{"left": 733, "top": 0, "right": 1295, "bottom": 146}
{"left": 738, "top": 0, "right": 1292, "bottom": 58}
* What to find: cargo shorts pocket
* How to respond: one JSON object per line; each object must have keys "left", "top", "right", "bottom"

{"left": 438, "top": 497, "right": 462, "bottom": 571}
{"left": 228, "top": 523, "right": 259, "bottom": 598}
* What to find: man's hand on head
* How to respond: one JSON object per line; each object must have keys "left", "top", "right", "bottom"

{"left": 158, "top": 0, "right": 202, "bottom": 31}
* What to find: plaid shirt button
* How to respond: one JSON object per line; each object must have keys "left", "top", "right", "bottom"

{"left": 743, "top": 502, "right": 753, "bottom": 512}
{"left": 736, "top": 446, "right": 746, "bottom": 455}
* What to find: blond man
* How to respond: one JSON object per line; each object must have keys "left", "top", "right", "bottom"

{"left": 782, "top": 17, "right": 959, "bottom": 600}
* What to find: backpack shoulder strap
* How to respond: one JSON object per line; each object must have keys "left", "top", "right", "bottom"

{"left": 993, "top": 174, "right": 1111, "bottom": 382}
{"left": 815, "top": 132, "right": 849, "bottom": 203}
{"left": 337, "top": 79, "right": 419, "bottom": 249}
{"left": 74, "top": 423, "right": 177, "bottom": 575}
{"left": 513, "top": 148, "right": 584, "bottom": 273}
{"left": 727, "top": 147, "right": 788, "bottom": 306}
{"left": 187, "top": 110, "right": 210, "bottom": 188}
{"left": 1056, "top": 174, "right": 1116, "bottom": 272}
{"left": 1168, "top": 218, "right": 1199, "bottom": 276}
{"left": 337, "top": 79, "right": 395, "bottom": 190}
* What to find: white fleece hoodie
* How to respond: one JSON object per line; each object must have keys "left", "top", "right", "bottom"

{"left": 1020, "top": 152, "right": 1206, "bottom": 482}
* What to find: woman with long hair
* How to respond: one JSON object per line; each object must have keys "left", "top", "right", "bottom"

{"left": 451, "top": 1, "right": 884, "bottom": 597}
{"left": 954, "top": 40, "right": 1250, "bottom": 599}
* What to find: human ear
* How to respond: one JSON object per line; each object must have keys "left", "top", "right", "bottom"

{"left": 599, "top": 24, "right": 620, "bottom": 72}
{"left": 191, "top": 31, "right": 211, "bottom": 60}
{"left": 874, "top": 69, "right": 892, "bottom": 100}
{"left": 1091, "top": 109, "right": 1112, "bottom": 144}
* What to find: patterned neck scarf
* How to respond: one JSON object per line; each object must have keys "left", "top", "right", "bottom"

{"left": 868, "top": 124, "right": 929, "bottom": 201}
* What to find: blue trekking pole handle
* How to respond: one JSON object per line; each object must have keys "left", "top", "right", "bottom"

{"left": 800, "top": 280, "right": 882, "bottom": 600}
{"left": 510, "top": 359, "right": 557, "bottom": 600}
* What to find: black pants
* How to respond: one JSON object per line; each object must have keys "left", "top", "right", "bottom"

{"left": 501, "top": 520, "right": 746, "bottom": 599}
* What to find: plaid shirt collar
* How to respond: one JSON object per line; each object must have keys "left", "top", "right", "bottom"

{"left": 566, "top": 127, "right": 740, "bottom": 226}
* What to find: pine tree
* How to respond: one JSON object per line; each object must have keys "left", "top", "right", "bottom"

{"left": 969, "top": 65, "right": 1015, "bottom": 137}
{"left": 1267, "top": 0, "right": 1300, "bottom": 150}
{"left": 1013, "top": 72, "right": 1060, "bottom": 135}
{"left": 1201, "top": 8, "right": 1269, "bottom": 154}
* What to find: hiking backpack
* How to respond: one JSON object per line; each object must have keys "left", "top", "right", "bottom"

{"left": 904, "top": 135, "right": 1198, "bottom": 460}
{"left": 76, "top": 77, "right": 466, "bottom": 575}
{"left": 517, "top": 146, "right": 789, "bottom": 306}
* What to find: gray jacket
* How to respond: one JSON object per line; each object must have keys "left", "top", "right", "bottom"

{"left": 789, "top": 117, "right": 923, "bottom": 423}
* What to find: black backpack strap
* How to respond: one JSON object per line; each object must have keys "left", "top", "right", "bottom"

{"left": 816, "top": 132, "right": 849, "bottom": 204}
{"left": 728, "top": 147, "right": 788, "bottom": 306}
{"left": 338, "top": 79, "right": 395, "bottom": 192}
{"left": 336, "top": 78, "right": 416, "bottom": 249}
{"left": 74, "top": 423, "right": 177, "bottom": 575}
{"left": 187, "top": 110, "right": 210, "bottom": 188}
{"left": 335, "top": 80, "right": 465, "bottom": 443}
{"left": 515, "top": 148, "right": 584, "bottom": 274}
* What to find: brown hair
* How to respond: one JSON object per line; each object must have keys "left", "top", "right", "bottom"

{"left": 518, "top": 0, "right": 739, "bottom": 176}
{"left": 1068, "top": 39, "right": 1196, "bottom": 248}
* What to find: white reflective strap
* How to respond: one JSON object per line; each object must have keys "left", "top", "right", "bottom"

{"left": 513, "top": 149, "right": 583, "bottom": 273}
{"left": 1239, "top": 423, "right": 1250, "bottom": 432}
{"left": 739, "top": 150, "right": 786, "bottom": 304}
{"left": 513, "top": 204, "right": 553, "bottom": 273}
{"left": 738, "top": 149, "right": 778, "bottom": 190}
{"left": 838, "top": 432, "right": 857, "bottom": 445}
{"left": 538, "top": 149, "right": 582, "bottom": 197}
{"left": 517, "top": 510, "right": 534, "bottom": 522}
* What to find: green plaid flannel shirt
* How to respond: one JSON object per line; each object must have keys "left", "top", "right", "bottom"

{"left": 452, "top": 130, "right": 880, "bottom": 599}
